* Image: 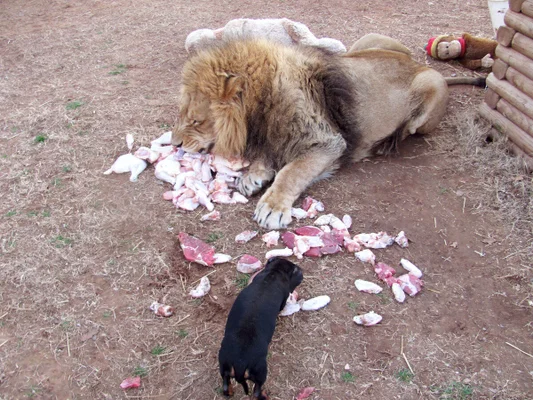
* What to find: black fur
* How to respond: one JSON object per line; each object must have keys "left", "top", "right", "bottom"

{"left": 218, "top": 257, "right": 303, "bottom": 399}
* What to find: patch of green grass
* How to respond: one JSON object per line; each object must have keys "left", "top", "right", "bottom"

{"left": 11, "top": 126, "right": 18, "bottom": 133}
{"left": 376, "top": 292, "right": 392, "bottom": 305}
{"left": 121, "top": 80, "right": 129, "bottom": 85}
{"left": 176, "top": 329, "right": 188, "bottom": 338}
{"left": 1, "top": 154, "right": 7, "bottom": 159}
{"left": 42, "top": 210, "right": 51, "bottom": 217}
{"left": 62, "top": 165, "right": 72, "bottom": 173}
{"left": 133, "top": 366, "right": 148, "bottom": 377}
{"left": 52, "top": 235, "right": 73, "bottom": 248}
{"left": 206, "top": 232, "right": 224, "bottom": 243}
{"left": 235, "top": 272, "right": 249, "bottom": 290}
{"left": 396, "top": 368, "right": 414, "bottom": 383}
{"left": 51, "top": 177, "right": 62, "bottom": 187}
{"left": 66, "top": 100, "right": 83, "bottom": 110}
{"left": 430, "top": 381, "right": 474, "bottom": 399}
{"left": 5, "top": 210, "right": 17, "bottom": 217}
{"left": 192, "top": 298, "right": 203, "bottom": 306}
{"left": 109, "top": 64, "right": 127, "bottom": 75}
{"left": 25, "top": 384, "right": 41, "bottom": 398}
{"left": 341, "top": 371, "right": 356, "bottom": 383}
{"left": 159, "top": 123, "right": 171, "bottom": 129}
{"left": 150, "top": 345, "right": 166, "bottom": 356}
{"left": 439, "top": 186, "right": 449, "bottom": 195}
{"left": 347, "top": 301, "right": 359, "bottom": 311}
{"left": 34, "top": 135, "right": 47, "bottom": 144}
{"left": 77, "top": 130, "right": 89, "bottom": 136}
{"left": 102, "top": 310, "right": 112, "bottom": 318}
{"left": 27, "top": 211, "right": 38, "bottom": 217}
{"left": 60, "top": 320, "right": 73, "bottom": 331}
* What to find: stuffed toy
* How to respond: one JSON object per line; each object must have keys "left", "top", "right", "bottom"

{"left": 185, "top": 18, "right": 347, "bottom": 54}
{"left": 425, "top": 33, "right": 497, "bottom": 70}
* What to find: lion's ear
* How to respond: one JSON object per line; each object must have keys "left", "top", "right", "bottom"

{"left": 211, "top": 100, "right": 247, "bottom": 157}
{"left": 217, "top": 72, "right": 244, "bottom": 101}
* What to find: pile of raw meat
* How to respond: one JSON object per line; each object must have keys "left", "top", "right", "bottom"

{"left": 104, "top": 132, "right": 250, "bottom": 220}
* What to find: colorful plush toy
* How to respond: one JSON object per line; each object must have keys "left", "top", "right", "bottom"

{"left": 185, "top": 18, "right": 346, "bottom": 54}
{"left": 425, "top": 33, "right": 497, "bottom": 70}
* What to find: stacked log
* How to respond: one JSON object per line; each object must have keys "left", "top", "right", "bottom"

{"left": 480, "top": 0, "right": 533, "bottom": 159}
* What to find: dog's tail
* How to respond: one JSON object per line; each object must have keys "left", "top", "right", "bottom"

{"left": 233, "top": 363, "right": 250, "bottom": 395}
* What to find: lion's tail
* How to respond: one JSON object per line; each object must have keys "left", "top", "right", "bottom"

{"left": 445, "top": 76, "right": 486, "bottom": 87}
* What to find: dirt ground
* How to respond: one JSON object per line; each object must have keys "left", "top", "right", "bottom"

{"left": 1, "top": 0, "right": 532, "bottom": 399}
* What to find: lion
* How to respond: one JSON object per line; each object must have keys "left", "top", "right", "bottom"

{"left": 172, "top": 34, "right": 472, "bottom": 229}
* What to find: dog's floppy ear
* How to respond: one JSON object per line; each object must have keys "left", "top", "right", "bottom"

{"left": 290, "top": 264, "right": 303, "bottom": 289}
{"left": 212, "top": 72, "right": 247, "bottom": 157}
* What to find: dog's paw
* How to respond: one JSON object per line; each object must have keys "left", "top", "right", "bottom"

{"left": 253, "top": 190, "right": 292, "bottom": 229}
{"left": 253, "top": 389, "right": 269, "bottom": 400}
{"left": 223, "top": 383, "right": 234, "bottom": 397}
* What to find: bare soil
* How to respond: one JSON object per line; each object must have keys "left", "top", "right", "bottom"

{"left": 1, "top": 1, "right": 532, "bottom": 399}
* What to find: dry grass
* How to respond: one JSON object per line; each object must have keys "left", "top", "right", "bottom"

{"left": 434, "top": 111, "right": 533, "bottom": 294}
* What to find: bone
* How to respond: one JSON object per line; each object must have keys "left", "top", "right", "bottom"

{"left": 400, "top": 258, "right": 423, "bottom": 278}
{"left": 126, "top": 133, "right": 134, "bottom": 151}
{"left": 353, "top": 232, "right": 394, "bottom": 249}
{"left": 354, "top": 249, "right": 376, "bottom": 265}
{"left": 189, "top": 276, "right": 211, "bottom": 298}
{"left": 235, "top": 230, "right": 258, "bottom": 244}
{"left": 391, "top": 282, "right": 406, "bottom": 303}
{"left": 395, "top": 231, "right": 409, "bottom": 247}
{"left": 354, "top": 279, "right": 383, "bottom": 294}
{"left": 301, "top": 295, "right": 331, "bottom": 311}
{"left": 265, "top": 247, "right": 293, "bottom": 259}
{"left": 151, "top": 131, "right": 172, "bottom": 146}
{"left": 353, "top": 311, "right": 382, "bottom": 326}
{"left": 262, "top": 231, "right": 280, "bottom": 247}
{"left": 149, "top": 301, "right": 174, "bottom": 317}
{"left": 104, "top": 154, "right": 147, "bottom": 182}
{"left": 134, "top": 146, "right": 160, "bottom": 163}
{"left": 397, "top": 273, "right": 423, "bottom": 296}
{"left": 200, "top": 210, "right": 221, "bottom": 221}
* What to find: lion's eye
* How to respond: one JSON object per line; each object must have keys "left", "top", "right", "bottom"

{"left": 193, "top": 120, "right": 201, "bottom": 126}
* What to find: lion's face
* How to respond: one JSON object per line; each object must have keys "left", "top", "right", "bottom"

{"left": 172, "top": 90, "right": 215, "bottom": 153}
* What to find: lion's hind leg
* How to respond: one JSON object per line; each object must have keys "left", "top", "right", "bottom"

{"left": 347, "top": 33, "right": 411, "bottom": 55}
{"left": 404, "top": 69, "right": 448, "bottom": 137}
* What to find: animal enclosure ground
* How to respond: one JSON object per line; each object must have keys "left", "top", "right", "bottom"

{"left": 1, "top": 0, "right": 532, "bottom": 399}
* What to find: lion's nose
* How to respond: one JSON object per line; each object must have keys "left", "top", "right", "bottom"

{"left": 171, "top": 133, "right": 183, "bottom": 147}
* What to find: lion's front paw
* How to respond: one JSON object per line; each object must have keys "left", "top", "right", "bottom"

{"left": 253, "top": 191, "right": 292, "bottom": 229}
{"left": 237, "top": 172, "right": 267, "bottom": 197}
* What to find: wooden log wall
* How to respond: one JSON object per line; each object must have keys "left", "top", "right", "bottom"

{"left": 481, "top": 0, "right": 533, "bottom": 160}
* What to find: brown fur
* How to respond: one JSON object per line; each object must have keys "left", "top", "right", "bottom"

{"left": 172, "top": 36, "right": 449, "bottom": 229}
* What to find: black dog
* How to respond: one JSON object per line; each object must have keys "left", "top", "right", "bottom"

{"left": 218, "top": 257, "right": 303, "bottom": 399}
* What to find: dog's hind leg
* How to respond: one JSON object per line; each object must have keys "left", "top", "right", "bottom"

{"left": 220, "top": 364, "right": 234, "bottom": 397}
{"left": 250, "top": 360, "right": 268, "bottom": 400}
